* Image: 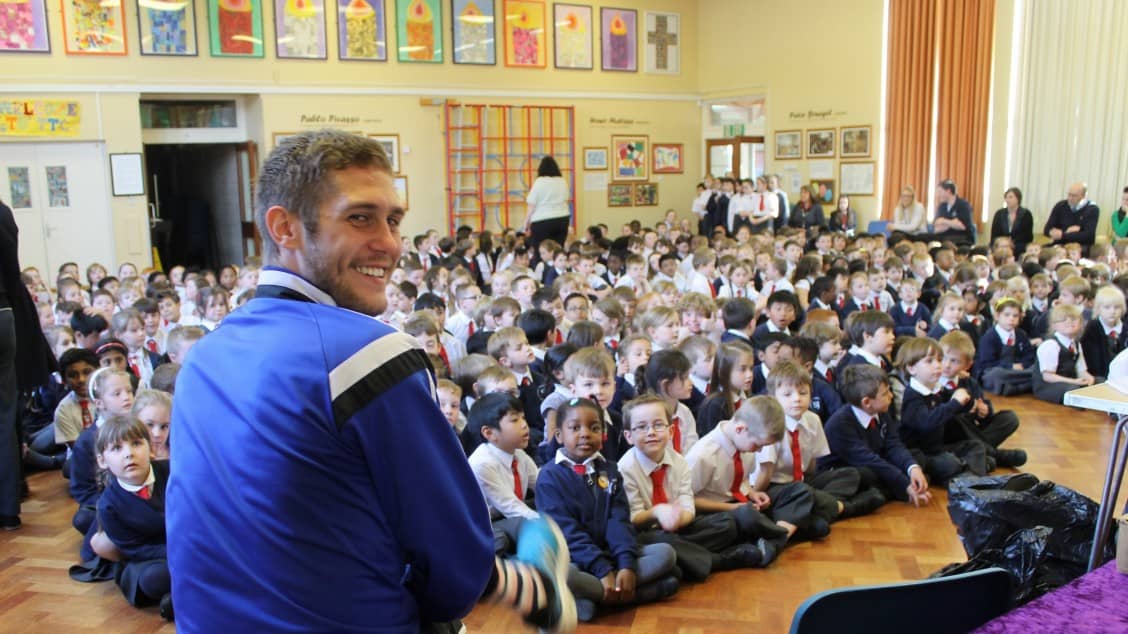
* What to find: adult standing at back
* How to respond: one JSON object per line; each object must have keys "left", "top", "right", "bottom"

{"left": 1111, "top": 186, "right": 1128, "bottom": 239}
{"left": 989, "top": 187, "right": 1035, "bottom": 254}
{"left": 932, "top": 179, "right": 976, "bottom": 246}
{"left": 1044, "top": 182, "right": 1100, "bottom": 255}
{"left": 524, "top": 156, "right": 571, "bottom": 257}
{"left": 1, "top": 200, "right": 56, "bottom": 530}
{"left": 168, "top": 131, "right": 573, "bottom": 632}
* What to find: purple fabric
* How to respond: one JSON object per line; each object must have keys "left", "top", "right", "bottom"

{"left": 974, "top": 562, "right": 1128, "bottom": 633}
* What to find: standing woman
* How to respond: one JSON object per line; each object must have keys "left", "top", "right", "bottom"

{"left": 989, "top": 187, "right": 1035, "bottom": 253}
{"left": 523, "top": 156, "right": 571, "bottom": 260}
{"left": 888, "top": 186, "right": 927, "bottom": 236}
{"left": 828, "top": 195, "right": 858, "bottom": 236}
{"left": 1112, "top": 186, "right": 1128, "bottom": 239}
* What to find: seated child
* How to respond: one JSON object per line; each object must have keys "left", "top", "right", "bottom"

{"left": 488, "top": 326, "right": 546, "bottom": 446}
{"left": 536, "top": 398, "right": 679, "bottom": 622}
{"left": 94, "top": 416, "right": 174, "bottom": 619}
{"left": 938, "top": 332, "right": 1027, "bottom": 469}
{"left": 888, "top": 277, "right": 931, "bottom": 337}
{"left": 678, "top": 336, "right": 716, "bottom": 415}
{"left": 133, "top": 390, "right": 172, "bottom": 462}
{"left": 753, "top": 291, "right": 799, "bottom": 338}
{"left": 1079, "top": 285, "right": 1127, "bottom": 380}
{"left": 838, "top": 271, "right": 874, "bottom": 323}
{"left": 638, "top": 350, "right": 700, "bottom": 454}
{"left": 720, "top": 297, "right": 757, "bottom": 346}
{"left": 468, "top": 393, "right": 540, "bottom": 555}
{"left": 927, "top": 293, "right": 972, "bottom": 340}
{"left": 53, "top": 348, "right": 99, "bottom": 470}
{"left": 750, "top": 332, "right": 791, "bottom": 396}
{"left": 619, "top": 395, "right": 768, "bottom": 582}
{"left": 896, "top": 338, "right": 988, "bottom": 483}
{"left": 975, "top": 297, "right": 1036, "bottom": 395}
{"left": 695, "top": 342, "right": 756, "bottom": 436}
{"left": 786, "top": 335, "right": 844, "bottom": 424}
{"left": 836, "top": 311, "right": 896, "bottom": 391}
{"left": 609, "top": 335, "right": 648, "bottom": 415}
{"left": 436, "top": 379, "right": 475, "bottom": 456}
{"left": 1033, "top": 303, "right": 1097, "bottom": 404}
{"left": 821, "top": 364, "right": 932, "bottom": 507}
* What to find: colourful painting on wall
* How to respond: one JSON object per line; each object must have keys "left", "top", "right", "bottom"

{"left": 208, "top": 0, "right": 264, "bottom": 57}
{"left": 611, "top": 135, "right": 647, "bottom": 181}
{"left": 652, "top": 143, "right": 682, "bottom": 174}
{"left": 599, "top": 7, "right": 635, "bottom": 72}
{"left": 503, "top": 0, "right": 543, "bottom": 67}
{"left": 137, "top": 0, "right": 198, "bottom": 56}
{"left": 338, "top": 0, "right": 385, "bottom": 60}
{"left": 553, "top": 3, "right": 590, "bottom": 70}
{"left": 7, "top": 167, "right": 31, "bottom": 208}
{"left": 61, "top": 0, "right": 128, "bottom": 55}
{"left": 45, "top": 165, "right": 68, "bottom": 207}
{"left": 0, "top": 0, "right": 50, "bottom": 52}
{"left": 274, "top": 0, "right": 327, "bottom": 58}
{"left": 396, "top": 0, "right": 441, "bottom": 62}
{"left": 451, "top": 0, "right": 493, "bottom": 65}
{"left": 643, "top": 10, "right": 677, "bottom": 74}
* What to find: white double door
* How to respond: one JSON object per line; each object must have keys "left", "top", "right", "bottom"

{"left": 0, "top": 142, "right": 115, "bottom": 282}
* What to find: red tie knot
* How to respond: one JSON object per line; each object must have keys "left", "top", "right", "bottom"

{"left": 572, "top": 464, "right": 587, "bottom": 476}
{"left": 867, "top": 417, "right": 877, "bottom": 430}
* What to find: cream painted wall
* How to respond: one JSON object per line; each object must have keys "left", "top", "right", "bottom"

{"left": 697, "top": 0, "right": 885, "bottom": 226}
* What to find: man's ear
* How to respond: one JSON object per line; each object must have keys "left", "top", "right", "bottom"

{"left": 264, "top": 205, "right": 304, "bottom": 253}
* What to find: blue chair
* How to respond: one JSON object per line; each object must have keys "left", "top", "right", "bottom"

{"left": 867, "top": 220, "right": 890, "bottom": 237}
{"left": 788, "top": 568, "right": 1013, "bottom": 634}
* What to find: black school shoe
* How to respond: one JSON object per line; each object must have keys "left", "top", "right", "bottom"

{"left": 159, "top": 593, "right": 174, "bottom": 621}
{"left": 0, "top": 515, "right": 20, "bottom": 531}
{"left": 995, "top": 449, "right": 1028, "bottom": 468}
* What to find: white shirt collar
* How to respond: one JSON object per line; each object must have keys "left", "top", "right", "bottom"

{"left": 901, "top": 300, "right": 917, "bottom": 312}
{"left": 117, "top": 464, "right": 156, "bottom": 493}
{"left": 849, "top": 345, "right": 883, "bottom": 366}
{"left": 554, "top": 449, "right": 604, "bottom": 470}
{"left": 850, "top": 406, "right": 877, "bottom": 429}
{"left": 909, "top": 377, "right": 939, "bottom": 396}
{"left": 995, "top": 324, "right": 1014, "bottom": 341}
{"left": 633, "top": 447, "right": 671, "bottom": 474}
{"left": 1102, "top": 320, "right": 1121, "bottom": 336}
{"left": 938, "top": 318, "right": 954, "bottom": 331}
{"left": 485, "top": 442, "right": 516, "bottom": 465}
{"left": 689, "top": 374, "right": 709, "bottom": 394}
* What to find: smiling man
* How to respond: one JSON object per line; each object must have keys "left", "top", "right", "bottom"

{"left": 167, "top": 130, "right": 574, "bottom": 632}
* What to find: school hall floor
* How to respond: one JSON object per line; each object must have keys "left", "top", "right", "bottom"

{"left": 2, "top": 394, "right": 1124, "bottom": 634}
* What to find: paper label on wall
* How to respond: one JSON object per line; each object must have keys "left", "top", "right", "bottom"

{"left": 783, "top": 166, "right": 802, "bottom": 195}
{"left": 0, "top": 100, "right": 81, "bottom": 136}
{"left": 808, "top": 159, "right": 833, "bottom": 179}
{"left": 584, "top": 172, "right": 608, "bottom": 191}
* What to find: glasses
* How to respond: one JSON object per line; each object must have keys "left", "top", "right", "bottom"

{"left": 630, "top": 421, "right": 669, "bottom": 433}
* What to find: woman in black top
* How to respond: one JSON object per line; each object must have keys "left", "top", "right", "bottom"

{"left": 988, "top": 187, "right": 1034, "bottom": 253}
{"left": 828, "top": 195, "right": 858, "bottom": 235}
{"left": 789, "top": 185, "right": 826, "bottom": 235}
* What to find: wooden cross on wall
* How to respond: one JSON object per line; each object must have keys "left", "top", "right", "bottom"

{"left": 647, "top": 15, "right": 678, "bottom": 70}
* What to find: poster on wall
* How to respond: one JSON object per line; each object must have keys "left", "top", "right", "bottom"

{"left": 0, "top": 99, "right": 82, "bottom": 136}
{"left": 208, "top": 0, "right": 265, "bottom": 57}
{"left": 338, "top": 0, "right": 386, "bottom": 60}
{"left": 0, "top": 0, "right": 51, "bottom": 52}
{"left": 7, "top": 167, "right": 31, "bottom": 208}
{"left": 840, "top": 162, "right": 875, "bottom": 196}
{"left": 45, "top": 165, "right": 69, "bottom": 207}
{"left": 599, "top": 7, "right": 635, "bottom": 72}
{"left": 137, "top": 0, "right": 198, "bottom": 55}
{"left": 611, "top": 135, "right": 647, "bottom": 181}
{"left": 503, "top": 0, "right": 544, "bottom": 67}
{"left": 552, "top": 3, "right": 591, "bottom": 70}
{"left": 643, "top": 11, "right": 677, "bottom": 74}
{"left": 451, "top": 0, "right": 494, "bottom": 65}
{"left": 396, "top": 0, "right": 441, "bottom": 62}
{"left": 275, "top": 0, "right": 327, "bottom": 59}
{"left": 61, "top": 0, "right": 128, "bottom": 55}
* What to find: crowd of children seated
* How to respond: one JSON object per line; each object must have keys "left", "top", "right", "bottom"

{"left": 17, "top": 186, "right": 1128, "bottom": 623}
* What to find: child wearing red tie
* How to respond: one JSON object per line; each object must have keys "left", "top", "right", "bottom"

{"left": 109, "top": 309, "right": 160, "bottom": 388}
{"left": 637, "top": 350, "right": 699, "bottom": 454}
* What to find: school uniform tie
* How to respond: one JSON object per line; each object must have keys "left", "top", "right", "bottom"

{"left": 670, "top": 416, "right": 682, "bottom": 453}
{"left": 136, "top": 485, "right": 151, "bottom": 501}
{"left": 709, "top": 282, "right": 717, "bottom": 299}
{"left": 825, "top": 367, "right": 834, "bottom": 383}
{"left": 128, "top": 353, "right": 141, "bottom": 378}
{"left": 789, "top": 429, "right": 804, "bottom": 482}
{"left": 733, "top": 397, "right": 743, "bottom": 411}
{"left": 906, "top": 305, "right": 914, "bottom": 317}
{"left": 1111, "top": 331, "right": 1119, "bottom": 349}
{"left": 438, "top": 347, "right": 451, "bottom": 373}
{"left": 1006, "top": 335, "right": 1014, "bottom": 346}
{"left": 1068, "top": 343, "right": 1076, "bottom": 355}
{"left": 947, "top": 380, "right": 957, "bottom": 390}
{"left": 730, "top": 453, "right": 749, "bottom": 502}
{"left": 521, "top": 376, "right": 531, "bottom": 387}
{"left": 759, "top": 196, "right": 765, "bottom": 211}
{"left": 704, "top": 382, "right": 712, "bottom": 394}
{"left": 555, "top": 330, "right": 563, "bottom": 345}
{"left": 511, "top": 458, "right": 524, "bottom": 500}
{"left": 572, "top": 464, "right": 587, "bottom": 477}
{"left": 609, "top": 339, "right": 618, "bottom": 351}
{"left": 867, "top": 417, "right": 877, "bottom": 431}
{"left": 650, "top": 465, "right": 669, "bottom": 505}
{"left": 146, "top": 338, "right": 159, "bottom": 354}
{"left": 736, "top": 288, "right": 743, "bottom": 298}
{"left": 880, "top": 358, "right": 890, "bottom": 371}
{"left": 79, "top": 399, "right": 93, "bottom": 429}
{"left": 468, "top": 321, "right": 476, "bottom": 336}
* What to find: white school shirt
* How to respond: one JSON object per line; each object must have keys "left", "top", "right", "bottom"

{"left": 754, "top": 411, "right": 830, "bottom": 484}
{"left": 446, "top": 310, "right": 474, "bottom": 346}
{"left": 54, "top": 391, "right": 92, "bottom": 445}
{"left": 468, "top": 443, "right": 540, "bottom": 520}
{"left": 618, "top": 446, "right": 697, "bottom": 519}
{"left": 128, "top": 348, "right": 154, "bottom": 388}
{"left": 687, "top": 271, "right": 714, "bottom": 297}
{"left": 728, "top": 193, "right": 753, "bottom": 232}
{"left": 1037, "top": 334, "right": 1087, "bottom": 375}
{"left": 669, "top": 402, "right": 700, "bottom": 454}
{"left": 685, "top": 424, "right": 753, "bottom": 502}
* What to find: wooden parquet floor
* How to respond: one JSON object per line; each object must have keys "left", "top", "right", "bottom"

{"left": 1, "top": 394, "right": 1124, "bottom": 634}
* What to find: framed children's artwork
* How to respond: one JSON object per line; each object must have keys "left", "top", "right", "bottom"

{"left": 553, "top": 3, "right": 592, "bottom": 70}
{"left": 395, "top": 0, "right": 441, "bottom": 62}
{"left": 610, "top": 135, "right": 647, "bottom": 181}
{"left": 136, "top": 0, "right": 198, "bottom": 55}
{"left": 841, "top": 125, "right": 872, "bottom": 158}
{"left": 338, "top": 0, "right": 386, "bottom": 60}
{"left": 840, "top": 161, "right": 876, "bottom": 196}
{"left": 810, "top": 179, "right": 836, "bottom": 206}
{"left": 274, "top": 0, "right": 328, "bottom": 59}
{"left": 502, "top": 0, "right": 544, "bottom": 67}
{"left": 599, "top": 7, "right": 635, "bottom": 72}
{"left": 393, "top": 175, "right": 409, "bottom": 209}
{"left": 643, "top": 11, "right": 678, "bottom": 74}
{"left": 774, "top": 130, "right": 802, "bottom": 160}
{"left": 582, "top": 146, "right": 607, "bottom": 170}
{"left": 368, "top": 133, "right": 401, "bottom": 172}
{"left": 806, "top": 128, "right": 836, "bottom": 158}
{"left": 652, "top": 143, "right": 682, "bottom": 174}
{"left": 633, "top": 182, "right": 657, "bottom": 206}
{"left": 61, "top": 0, "right": 128, "bottom": 55}
{"left": 451, "top": 0, "right": 494, "bottom": 65}
{"left": 208, "top": 0, "right": 265, "bottom": 57}
{"left": 0, "top": 0, "right": 51, "bottom": 53}
{"left": 608, "top": 183, "right": 632, "bottom": 207}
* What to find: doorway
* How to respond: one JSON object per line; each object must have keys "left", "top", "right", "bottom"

{"left": 705, "top": 136, "right": 766, "bottom": 180}
{"left": 144, "top": 142, "right": 258, "bottom": 271}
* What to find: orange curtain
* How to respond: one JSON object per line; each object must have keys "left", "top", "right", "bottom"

{"left": 882, "top": 0, "right": 937, "bottom": 220}
{"left": 935, "top": 0, "right": 996, "bottom": 228}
